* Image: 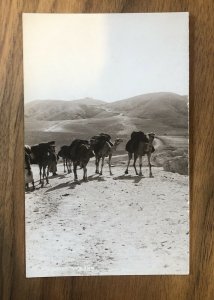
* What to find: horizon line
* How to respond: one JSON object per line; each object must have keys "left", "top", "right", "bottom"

{"left": 25, "top": 91, "right": 188, "bottom": 104}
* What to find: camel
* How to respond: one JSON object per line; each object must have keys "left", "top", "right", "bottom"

{"left": 71, "top": 140, "right": 94, "bottom": 181}
{"left": 92, "top": 137, "right": 123, "bottom": 175}
{"left": 30, "top": 141, "right": 55, "bottom": 187}
{"left": 125, "top": 133, "right": 155, "bottom": 177}
{"left": 58, "top": 145, "right": 72, "bottom": 173}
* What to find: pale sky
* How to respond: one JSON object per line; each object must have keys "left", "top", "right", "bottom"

{"left": 23, "top": 13, "right": 189, "bottom": 103}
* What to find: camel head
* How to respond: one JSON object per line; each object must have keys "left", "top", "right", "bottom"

{"left": 148, "top": 132, "right": 155, "bottom": 142}
{"left": 114, "top": 138, "right": 123, "bottom": 147}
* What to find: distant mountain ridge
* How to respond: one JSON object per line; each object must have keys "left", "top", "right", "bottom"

{"left": 25, "top": 98, "right": 106, "bottom": 121}
{"left": 25, "top": 93, "right": 188, "bottom": 145}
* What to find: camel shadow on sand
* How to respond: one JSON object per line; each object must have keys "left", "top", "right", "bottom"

{"left": 45, "top": 174, "right": 106, "bottom": 193}
{"left": 67, "top": 174, "right": 106, "bottom": 188}
{"left": 113, "top": 174, "right": 144, "bottom": 184}
{"left": 87, "top": 174, "right": 106, "bottom": 182}
{"left": 45, "top": 181, "right": 73, "bottom": 193}
{"left": 49, "top": 174, "right": 67, "bottom": 180}
{"left": 25, "top": 174, "right": 68, "bottom": 193}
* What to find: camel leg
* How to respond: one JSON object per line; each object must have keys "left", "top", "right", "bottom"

{"left": 95, "top": 157, "right": 97, "bottom": 173}
{"left": 100, "top": 157, "right": 105, "bottom": 175}
{"left": 46, "top": 166, "right": 49, "bottom": 184}
{"left": 40, "top": 165, "right": 45, "bottom": 187}
{"left": 63, "top": 159, "right": 66, "bottom": 173}
{"left": 68, "top": 160, "right": 72, "bottom": 173}
{"left": 95, "top": 156, "right": 97, "bottom": 173}
{"left": 133, "top": 154, "right": 138, "bottom": 175}
{"left": 39, "top": 165, "right": 42, "bottom": 184}
{"left": 83, "top": 165, "right": 88, "bottom": 181}
{"left": 147, "top": 153, "right": 153, "bottom": 177}
{"left": 65, "top": 159, "right": 68, "bottom": 173}
{"left": 40, "top": 166, "right": 45, "bottom": 187}
{"left": 73, "top": 163, "right": 78, "bottom": 181}
{"left": 42, "top": 166, "right": 48, "bottom": 185}
{"left": 97, "top": 157, "right": 101, "bottom": 174}
{"left": 139, "top": 156, "right": 143, "bottom": 176}
{"left": 95, "top": 156, "right": 100, "bottom": 174}
{"left": 108, "top": 154, "right": 113, "bottom": 175}
{"left": 32, "top": 180, "right": 35, "bottom": 190}
{"left": 125, "top": 152, "right": 132, "bottom": 174}
{"left": 66, "top": 159, "right": 70, "bottom": 173}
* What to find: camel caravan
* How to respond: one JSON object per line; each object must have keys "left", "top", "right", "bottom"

{"left": 24, "top": 131, "right": 155, "bottom": 190}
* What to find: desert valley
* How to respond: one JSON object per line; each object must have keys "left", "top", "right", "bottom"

{"left": 25, "top": 92, "right": 189, "bottom": 276}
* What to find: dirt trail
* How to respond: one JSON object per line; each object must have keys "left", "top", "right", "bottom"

{"left": 25, "top": 162, "right": 189, "bottom": 277}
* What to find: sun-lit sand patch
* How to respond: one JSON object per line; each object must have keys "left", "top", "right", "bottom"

{"left": 25, "top": 162, "right": 189, "bottom": 277}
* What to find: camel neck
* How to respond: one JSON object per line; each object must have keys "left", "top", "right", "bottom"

{"left": 112, "top": 143, "right": 119, "bottom": 151}
{"left": 148, "top": 138, "right": 154, "bottom": 145}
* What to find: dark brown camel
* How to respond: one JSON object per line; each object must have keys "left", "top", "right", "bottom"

{"left": 125, "top": 133, "right": 155, "bottom": 177}
{"left": 58, "top": 145, "right": 72, "bottom": 173}
{"left": 70, "top": 140, "right": 94, "bottom": 181}
{"left": 30, "top": 141, "right": 55, "bottom": 187}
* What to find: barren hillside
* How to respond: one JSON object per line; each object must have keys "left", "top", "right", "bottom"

{"left": 25, "top": 92, "right": 188, "bottom": 145}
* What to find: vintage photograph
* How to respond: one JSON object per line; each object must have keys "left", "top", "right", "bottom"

{"left": 23, "top": 13, "right": 189, "bottom": 277}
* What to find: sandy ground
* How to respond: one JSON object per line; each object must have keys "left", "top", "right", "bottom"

{"left": 25, "top": 161, "right": 189, "bottom": 277}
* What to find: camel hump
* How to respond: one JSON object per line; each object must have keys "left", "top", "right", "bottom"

{"left": 70, "top": 139, "right": 89, "bottom": 147}
{"left": 37, "top": 141, "right": 53, "bottom": 152}
{"left": 131, "top": 131, "right": 149, "bottom": 143}
{"left": 70, "top": 139, "right": 90, "bottom": 160}
{"left": 126, "top": 131, "right": 149, "bottom": 153}
{"left": 90, "top": 133, "right": 112, "bottom": 153}
{"left": 60, "top": 145, "right": 68, "bottom": 151}
{"left": 91, "top": 133, "right": 111, "bottom": 143}
{"left": 48, "top": 141, "right": 56, "bottom": 146}
{"left": 58, "top": 145, "right": 72, "bottom": 159}
{"left": 99, "top": 133, "right": 111, "bottom": 140}
{"left": 30, "top": 142, "right": 51, "bottom": 164}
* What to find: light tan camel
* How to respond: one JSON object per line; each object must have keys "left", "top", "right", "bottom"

{"left": 125, "top": 133, "right": 155, "bottom": 177}
{"left": 95, "top": 138, "right": 123, "bottom": 175}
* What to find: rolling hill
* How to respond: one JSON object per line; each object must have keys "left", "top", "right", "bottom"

{"left": 24, "top": 92, "right": 188, "bottom": 146}
{"left": 25, "top": 98, "right": 106, "bottom": 121}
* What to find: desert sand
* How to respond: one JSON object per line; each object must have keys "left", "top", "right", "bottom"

{"left": 25, "top": 160, "right": 189, "bottom": 277}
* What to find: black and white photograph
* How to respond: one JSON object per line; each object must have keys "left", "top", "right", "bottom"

{"left": 23, "top": 13, "right": 189, "bottom": 277}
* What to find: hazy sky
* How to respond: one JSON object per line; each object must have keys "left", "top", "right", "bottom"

{"left": 23, "top": 13, "right": 189, "bottom": 103}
